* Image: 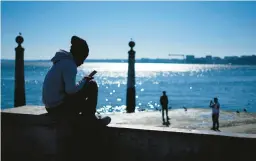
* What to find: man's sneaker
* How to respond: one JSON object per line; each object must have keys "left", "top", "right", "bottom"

{"left": 211, "top": 127, "right": 216, "bottom": 131}
{"left": 162, "top": 119, "right": 166, "bottom": 125}
{"left": 97, "top": 116, "right": 111, "bottom": 126}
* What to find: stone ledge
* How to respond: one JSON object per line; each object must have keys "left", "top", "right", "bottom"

{"left": 2, "top": 106, "right": 256, "bottom": 161}
{"left": 2, "top": 105, "right": 256, "bottom": 138}
{"left": 108, "top": 124, "right": 256, "bottom": 139}
{"left": 1, "top": 105, "right": 47, "bottom": 115}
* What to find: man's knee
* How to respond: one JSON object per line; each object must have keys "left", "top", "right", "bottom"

{"left": 88, "top": 80, "right": 98, "bottom": 91}
{"left": 81, "top": 80, "right": 98, "bottom": 94}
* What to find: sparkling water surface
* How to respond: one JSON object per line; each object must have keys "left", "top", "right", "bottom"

{"left": 1, "top": 61, "right": 256, "bottom": 113}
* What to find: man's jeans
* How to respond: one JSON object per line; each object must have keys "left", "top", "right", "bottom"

{"left": 46, "top": 80, "right": 110, "bottom": 126}
{"left": 212, "top": 113, "right": 219, "bottom": 130}
{"left": 162, "top": 104, "right": 169, "bottom": 121}
{"left": 45, "top": 80, "right": 111, "bottom": 161}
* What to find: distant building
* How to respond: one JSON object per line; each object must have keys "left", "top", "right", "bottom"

{"left": 186, "top": 55, "right": 195, "bottom": 63}
{"left": 212, "top": 57, "right": 222, "bottom": 64}
{"left": 206, "top": 55, "right": 212, "bottom": 59}
{"left": 205, "top": 55, "right": 213, "bottom": 64}
{"left": 213, "top": 57, "right": 221, "bottom": 61}
{"left": 136, "top": 54, "right": 256, "bottom": 65}
{"left": 241, "top": 55, "right": 251, "bottom": 58}
{"left": 224, "top": 56, "right": 239, "bottom": 60}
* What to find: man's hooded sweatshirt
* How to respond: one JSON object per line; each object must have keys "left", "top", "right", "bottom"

{"left": 42, "top": 50, "right": 86, "bottom": 108}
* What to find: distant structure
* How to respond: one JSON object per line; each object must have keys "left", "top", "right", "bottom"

{"left": 184, "top": 54, "right": 256, "bottom": 65}
{"left": 126, "top": 39, "right": 136, "bottom": 113}
{"left": 186, "top": 55, "right": 195, "bottom": 63}
{"left": 205, "top": 55, "right": 213, "bottom": 64}
{"left": 168, "top": 54, "right": 185, "bottom": 63}
{"left": 14, "top": 33, "right": 26, "bottom": 107}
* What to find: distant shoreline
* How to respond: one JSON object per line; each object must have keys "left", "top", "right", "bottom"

{"left": 1, "top": 59, "right": 256, "bottom": 65}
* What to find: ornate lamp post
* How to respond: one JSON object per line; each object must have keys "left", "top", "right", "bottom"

{"left": 14, "top": 33, "right": 26, "bottom": 107}
{"left": 126, "top": 40, "right": 136, "bottom": 113}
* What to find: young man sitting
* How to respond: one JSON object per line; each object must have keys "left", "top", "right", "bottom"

{"left": 42, "top": 36, "right": 111, "bottom": 161}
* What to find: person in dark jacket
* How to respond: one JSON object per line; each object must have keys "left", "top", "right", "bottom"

{"left": 42, "top": 36, "right": 111, "bottom": 161}
{"left": 43, "top": 35, "right": 111, "bottom": 125}
{"left": 160, "top": 91, "right": 170, "bottom": 124}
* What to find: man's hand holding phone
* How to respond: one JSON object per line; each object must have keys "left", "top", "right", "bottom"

{"left": 84, "top": 76, "right": 94, "bottom": 81}
{"left": 84, "top": 70, "right": 97, "bottom": 81}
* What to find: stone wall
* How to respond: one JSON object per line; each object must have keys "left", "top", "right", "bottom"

{"left": 1, "top": 108, "right": 256, "bottom": 161}
{"left": 108, "top": 126, "right": 256, "bottom": 161}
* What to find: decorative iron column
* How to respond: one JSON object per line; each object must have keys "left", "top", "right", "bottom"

{"left": 126, "top": 40, "right": 136, "bottom": 113}
{"left": 14, "top": 33, "right": 26, "bottom": 107}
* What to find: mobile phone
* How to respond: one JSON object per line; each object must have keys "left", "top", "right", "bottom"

{"left": 89, "top": 70, "right": 97, "bottom": 77}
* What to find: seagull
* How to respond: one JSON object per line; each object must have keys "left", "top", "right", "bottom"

{"left": 243, "top": 108, "right": 247, "bottom": 112}
{"left": 183, "top": 106, "right": 187, "bottom": 111}
{"left": 236, "top": 110, "right": 240, "bottom": 113}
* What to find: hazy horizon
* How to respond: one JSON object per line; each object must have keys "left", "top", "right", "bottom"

{"left": 2, "top": 54, "right": 256, "bottom": 61}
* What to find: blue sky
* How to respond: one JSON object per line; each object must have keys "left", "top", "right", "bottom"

{"left": 1, "top": 1, "right": 256, "bottom": 60}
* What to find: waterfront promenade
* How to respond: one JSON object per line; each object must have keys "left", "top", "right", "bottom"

{"left": 2, "top": 105, "right": 256, "bottom": 135}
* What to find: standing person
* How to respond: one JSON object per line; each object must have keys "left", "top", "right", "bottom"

{"left": 160, "top": 91, "right": 170, "bottom": 125}
{"left": 209, "top": 97, "right": 220, "bottom": 131}
{"left": 42, "top": 35, "right": 111, "bottom": 161}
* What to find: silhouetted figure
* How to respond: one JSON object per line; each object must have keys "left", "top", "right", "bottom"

{"left": 14, "top": 33, "right": 26, "bottom": 107}
{"left": 183, "top": 106, "right": 187, "bottom": 111}
{"left": 243, "top": 108, "right": 247, "bottom": 112}
{"left": 160, "top": 91, "right": 170, "bottom": 125}
{"left": 42, "top": 36, "right": 111, "bottom": 161}
{"left": 126, "top": 40, "right": 136, "bottom": 113}
{"left": 209, "top": 97, "right": 220, "bottom": 131}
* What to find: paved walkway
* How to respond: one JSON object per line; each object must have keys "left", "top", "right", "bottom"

{"left": 101, "top": 108, "right": 256, "bottom": 134}
{"left": 2, "top": 106, "right": 256, "bottom": 135}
